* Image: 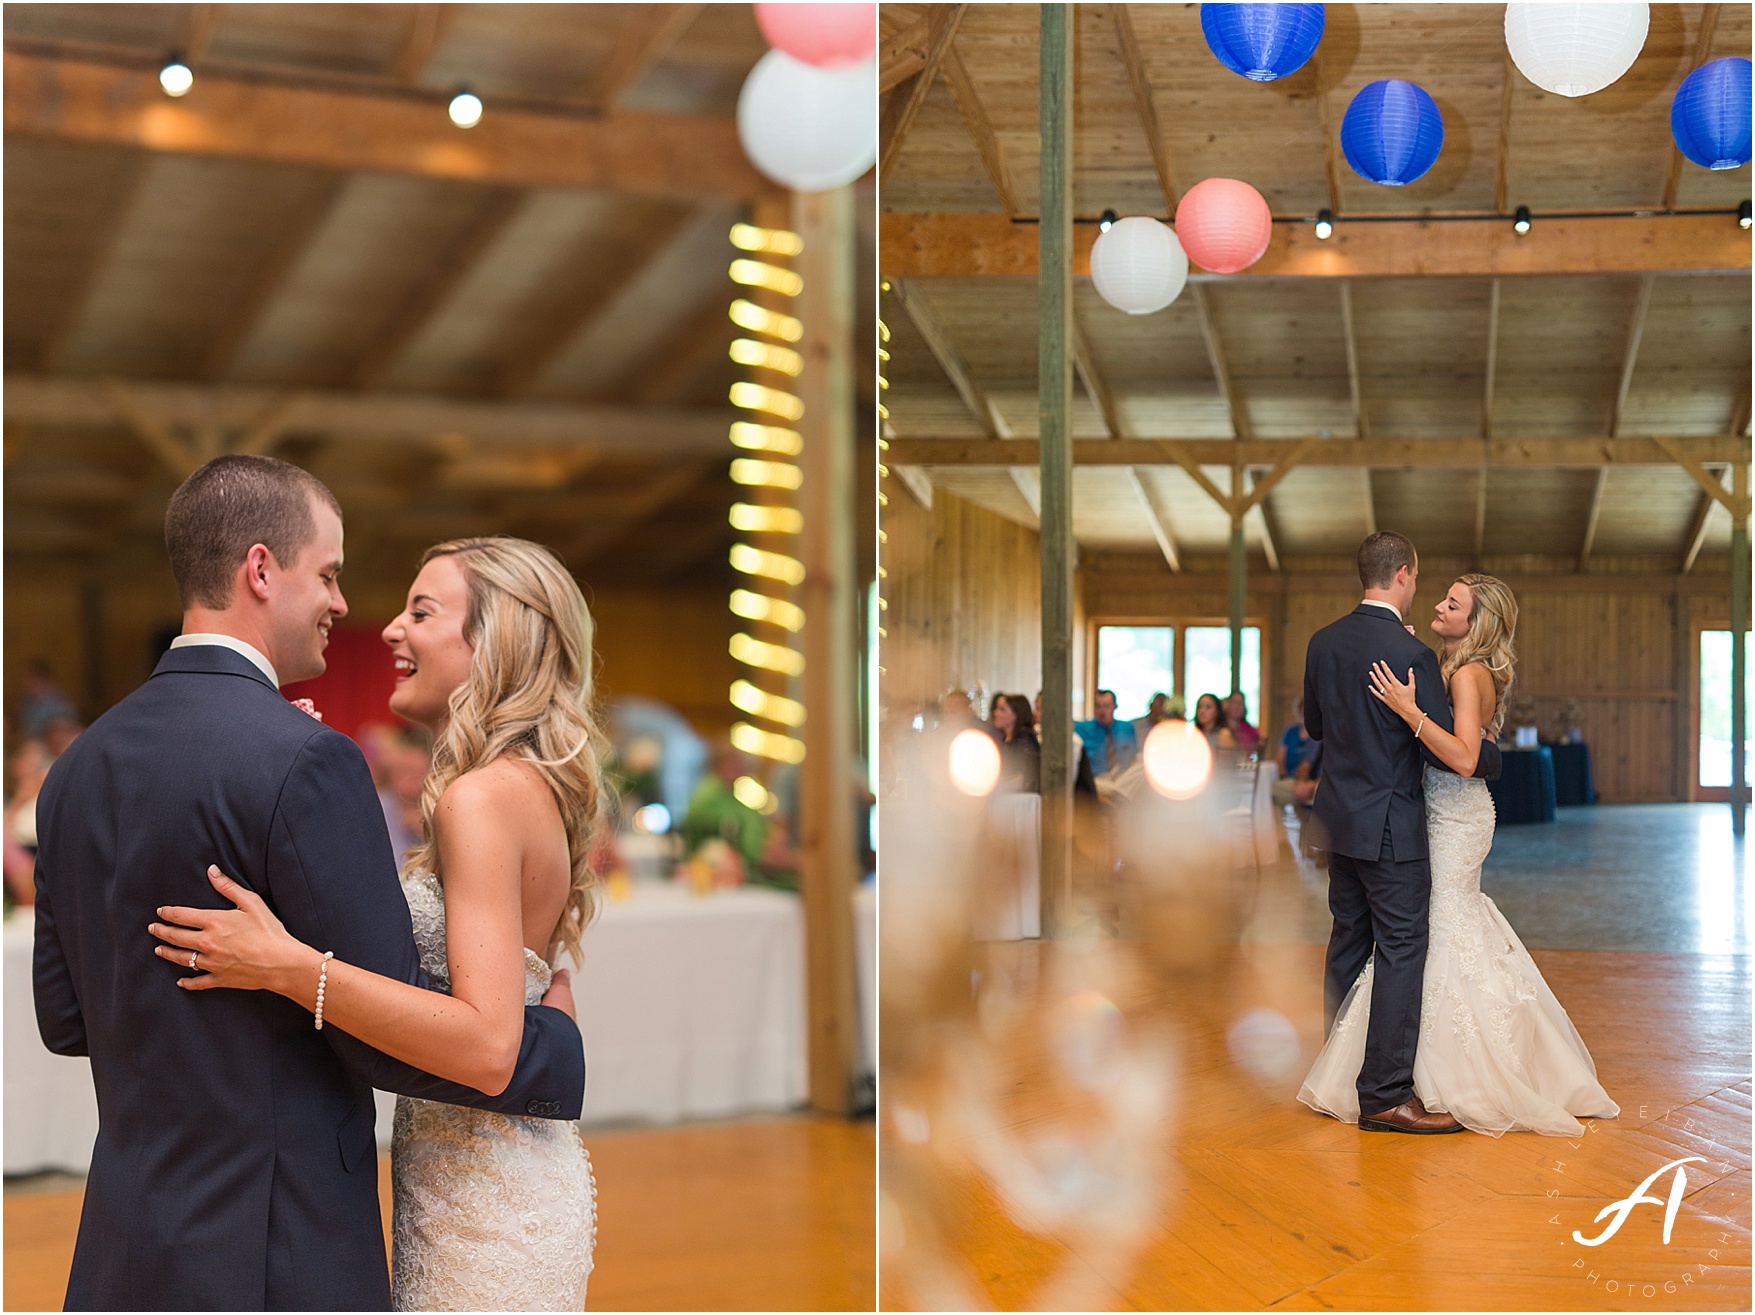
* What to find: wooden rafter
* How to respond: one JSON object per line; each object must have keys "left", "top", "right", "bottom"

{"left": 499, "top": 203, "right": 700, "bottom": 398}
{"left": 204, "top": 173, "right": 347, "bottom": 381}
{"left": 1127, "top": 467, "right": 1180, "bottom": 572}
{"left": 1494, "top": 50, "right": 1516, "bottom": 214}
{"left": 589, "top": 5, "right": 703, "bottom": 111}
{"left": 38, "top": 153, "right": 152, "bottom": 374}
{"left": 389, "top": 5, "right": 455, "bottom": 82}
{"left": 886, "top": 435, "right": 1750, "bottom": 467}
{"left": 1663, "top": 4, "right": 1723, "bottom": 209}
{"left": 354, "top": 190, "right": 527, "bottom": 389}
{"left": 1338, "top": 279, "right": 1374, "bottom": 535}
{"left": 1193, "top": 284, "right": 1250, "bottom": 440}
{"left": 888, "top": 279, "right": 1009, "bottom": 438}
{"left": 1482, "top": 277, "right": 1501, "bottom": 439}
{"left": 1072, "top": 317, "right": 1123, "bottom": 438}
{"left": 878, "top": 212, "right": 1752, "bottom": 279}
{"left": 1153, "top": 440, "right": 1313, "bottom": 526}
{"left": 186, "top": 5, "right": 221, "bottom": 64}
{"left": 630, "top": 292, "right": 735, "bottom": 405}
{"left": 1473, "top": 466, "right": 1488, "bottom": 565}
{"left": 892, "top": 464, "right": 934, "bottom": 509}
{"left": 877, "top": 5, "right": 964, "bottom": 184}
{"left": 1246, "top": 471, "right": 1281, "bottom": 572}
{"left": 879, "top": 12, "right": 933, "bottom": 93}
{"left": 1311, "top": 46, "right": 1342, "bottom": 215}
{"left": 5, "top": 51, "right": 775, "bottom": 203}
{"left": 11, "top": 375, "right": 729, "bottom": 455}
{"left": 563, "top": 462, "right": 712, "bottom": 570}
{"left": 1112, "top": 4, "right": 1178, "bottom": 210}
{"left": 1010, "top": 467, "right": 1041, "bottom": 519}
{"left": 1652, "top": 434, "right": 1753, "bottom": 518}
{"left": 940, "top": 45, "right": 1017, "bottom": 215}
{"left": 1578, "top": 469, "right": 1610, "bottom": 570}
{"left": 1608, "top": 274, "right": 1656, "bottom": 437}
{"left": 1680, "top": 468, "right": 1728, "bottom": 573}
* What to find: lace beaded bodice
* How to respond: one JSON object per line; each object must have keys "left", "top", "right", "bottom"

{"left": 391, "top": 870, "right": 596, "bottom": 1311}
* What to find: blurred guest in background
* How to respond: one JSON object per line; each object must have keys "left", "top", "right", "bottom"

{"left": 991, "top": 693, "right": 1040, "bottom": 792}
{"left": 608, "top": 696, "right": 707, "bottom": 823}
{"left": 1194, "top": 693, "right": 1238, "bottom": 752}
{"left": 1035, "top": 692, "right": 1097, "bottom": 796}
{"left": 4, "top": 738, "right": 52, "bottom": 907}
{"left": 378, "top": 731, "right": 431, "bottom": 867}
{"left": 18, "top": 660, "right": 78, "bottom": 739}
{"left": 939, "top": 689, "right": 999, "bottom": 741}
{"left": 1130, "top": 692, "right": 1171, "bottom": 745}
{"left": 1075, "top": 689, "right": 1138, "bottom": 779}
{"left": 1224, "top": 691, "right": 1261, "bottom": 754}
{"left": 1276, "top": 696, "right": 1313, "bottom": 779}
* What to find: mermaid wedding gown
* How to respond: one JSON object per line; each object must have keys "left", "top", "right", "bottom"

{"left": 392, "top": 870, "right": 597, "bottom": 1310}
{"left": 1299, "top": 765, "right": 1619, "bottom": 1137}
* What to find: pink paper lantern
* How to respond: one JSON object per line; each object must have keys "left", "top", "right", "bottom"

{"left": 1174, "top": 178, "right": 1273, "bottom": 274}
{"left": 754, "top": 4, "right": 877, "bottom": 69}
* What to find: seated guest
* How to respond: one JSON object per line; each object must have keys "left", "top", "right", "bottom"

{"left": 1074, "top": 689, "right": 1139, "bottom": 779}
{"left": 1035, "top": 692, "right": 1097, "bottom": 795}
{"left": 940, "top": 689, "right": 999, "bottom": 741}
{"left": 1223, "top": 691, "right": 1262, "bottom": 754}
{"left": 1193, "top": 693, "right": 1237, "bottom": 751}
{"left": 1272, "top": 696, "right": 1314, "bottom": 805}
{"left": 991, "top": 694, "right": 1040, "bottom": 792}
{"left": 17, "top": 660, "right": 77, "bottom": 739}
{"left": 1131, "top": 692, "right": 1171, "bottom": 744}
{"left": 682, "top": 739, "right": 770, "bottom": 880}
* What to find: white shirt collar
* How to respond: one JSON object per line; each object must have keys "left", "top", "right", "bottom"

{"left": 1359, "top": 599, "right": 1403, "bottom": 622}
{"left": 170, "top": 634, "right": 280, "bottom": 686}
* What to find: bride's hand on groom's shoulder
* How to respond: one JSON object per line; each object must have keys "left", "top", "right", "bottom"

{"left": 149, "top": 865, "right": 322, "bottom": 997}
{"left": 1367, "top": 659, "right": 1420, "bottom": 721}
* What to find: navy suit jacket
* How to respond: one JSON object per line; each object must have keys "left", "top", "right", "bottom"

{"left": 1302, "top": 604, "right": 1503, "bottom": 862}
{"left": 33, "top": 646, "right": 585, "bottom": 1311}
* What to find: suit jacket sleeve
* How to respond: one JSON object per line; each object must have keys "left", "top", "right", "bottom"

{"left": 265, "top": 731, "right": 584, "bottom": 1118}
{"left": 1409, "top": 645, "right": 1501, "bottom": 780}
{"left": 32, "top": 831, "right": 88, "bottom": 1057}
{"left": 1302, "top": 647, "right": 1323, "bottom": 741}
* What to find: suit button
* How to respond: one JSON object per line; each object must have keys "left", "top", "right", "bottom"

{"left": 526, "top": 1099, "right": 560, "bottom": 1115}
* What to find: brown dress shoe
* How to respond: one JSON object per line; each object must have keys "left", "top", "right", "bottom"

{"left": 1359, "top": 1095, "right": 1467, "bottom": 1134}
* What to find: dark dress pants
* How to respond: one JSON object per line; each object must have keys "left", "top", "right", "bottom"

{"left": 1323, "top": 823, "right": 1431, "bottom": 1115}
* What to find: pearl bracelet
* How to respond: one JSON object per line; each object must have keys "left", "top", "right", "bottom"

{"left": 1414, "top": 714, "right": 1428, "bottom": 740}
{"left": 314, "top": 950, "right": 335, "bottom": 1030}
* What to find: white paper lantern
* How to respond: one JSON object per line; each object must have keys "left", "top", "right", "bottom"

{"left": 1505, "top": 2, "right": 1649, "bottom": 98}
{"left": 737, "top": 50, "right": 876, "bottom": 192}
{"left": 1090, "top": 217, "right": 1188, "bottom": 315}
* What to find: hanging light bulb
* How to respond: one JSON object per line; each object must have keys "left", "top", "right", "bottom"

{"left": 1513, "top": 205, "right": 1532, "bottom": 235}
{"left": 1740, "top": 200, "right": 1752, "bottom": 230}
{"left": 1314, "top": 208, "right": 1334, "bottom": 240}
{"left": 159, "top": 57, "right": 193, "bottom": 97}
{"left": 448, "top": 89, "right": 483, "bottom": 129}
{"left": 1098, "top": 208, "right": 1117, "bottom": 233}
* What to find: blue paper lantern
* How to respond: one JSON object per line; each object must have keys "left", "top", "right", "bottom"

{"left": 1671, "top": 57, "right": 1752, "bottom": 171}
{"left": 1201, "top": 3, "right": 1325, "bottom": 83}
{"left": 1340, "top": 80, "right": 1444, "bottom": 187}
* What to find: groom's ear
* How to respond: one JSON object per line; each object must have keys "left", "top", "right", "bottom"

{"left": 240, "top": 543, "right": 275, "bottom": 603}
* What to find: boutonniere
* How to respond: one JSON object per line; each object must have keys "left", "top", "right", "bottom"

{"left": 291, "top": 698, "right": 324, "bottom": 722}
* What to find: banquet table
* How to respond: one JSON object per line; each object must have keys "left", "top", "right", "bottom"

{"left": 1546, "top": 741, "right": 1597, "bottom": 806}
{"left": 9, "top": 883, "right": 812, "bottom": 1174}
{"left": 1486, "top": 745, "right": 1558, "bottom": 825}
{"left": 854, "top": 880, "right": 875, "bottom": 1076}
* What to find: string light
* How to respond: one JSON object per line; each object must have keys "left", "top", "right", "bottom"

{"left": 731, "top": 457, "right": 803, "bottom": 490}
{"left": 729, "top": 503, "right": 803, "bottom": 533}
{"left": 729, "top": 421, "right": 803, "bottom": 456}
{"left": 730, "top": 223, "right": 805, "bottom": 257}
{"left": 729, "top": 299, "right": 804, "bottom": 343}
{"left": 729, "top": 338, "right": 803, "bottom": 376}
{"left": 729, "top": 259, "right": 804, "bottom": 297}
{"left": 1513, "top": 205, "right": 1532, "bottom": 235}
{"left": 729, "top": 381, "right": 805, "bottom": 421}
{"left": 731, "top": 722, "right": 806, "bottom": 765}
{"left": 732, "top": 775, "right": 773, "bottom": 810}
{"left": 730, "top": 679, "right": 807, "bottom": 727}
{"left": 1314, "top": 208, "right": 1334, "bottom": 240}
{"left": 730, "top": 589, "right": 805, "bottom": 632}
{"left": 731, "top": 632, "right": 806, "bottom": 676}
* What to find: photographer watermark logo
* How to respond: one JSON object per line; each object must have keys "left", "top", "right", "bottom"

{"left": 1572, "top": 1157, "right": 1703, "bottom": 1247}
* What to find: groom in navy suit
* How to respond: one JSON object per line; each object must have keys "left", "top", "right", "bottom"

{"left": 1302, "top": 531, "right": 1500, "bottom": 1135}
{"left": 33, "top": 456, "right": 585, "bottom": 1310}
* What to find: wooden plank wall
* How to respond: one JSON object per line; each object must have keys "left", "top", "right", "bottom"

{"left": 1080, "top": 555, "right": 1734, "bottom": 804}
{"left": 884, "top": 485, "right": 1042, "bottom": 716}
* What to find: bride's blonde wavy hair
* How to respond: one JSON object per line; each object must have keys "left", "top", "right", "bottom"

{"left": 403, "top": 537, "right": 606, "bottom": 964}
{"left": 1441, "top": 573, "right": 1518, "bottom": 736}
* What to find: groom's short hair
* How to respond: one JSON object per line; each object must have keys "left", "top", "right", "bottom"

{"left": 165, "top": 455, "right": 342, "bottom": 609}
{"left": 1357, "top": 531, "right": 1416, "bottom": 589}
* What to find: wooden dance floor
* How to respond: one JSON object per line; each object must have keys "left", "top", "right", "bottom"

{"left": 883, "top": 806, "right": 1752, "bottom": 1312}
{"left": 4, "top": 1113, "right": 875, "bottom": 1312}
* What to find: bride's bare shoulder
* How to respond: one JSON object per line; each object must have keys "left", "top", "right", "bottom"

{"left": 437, "top": 757, "right": 559, "bottom": 824}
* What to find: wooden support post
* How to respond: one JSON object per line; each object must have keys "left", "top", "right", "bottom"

{"left": 1038, "top": 3, "right": 1074, "bottom": 939}
{"left": 1733, "top": 461, "right": 1748, "bottom": 835}
{"left": 793, "top": 185, "right": 859, "bottom": 1113}
{"left": 1228, "top": 519, "right": 1246, "bottom": 697}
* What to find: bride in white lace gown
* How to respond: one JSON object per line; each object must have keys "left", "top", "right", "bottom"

{"left": 1299, "top": 574, "right": 1618, "bottom": 1137}
{"left": 151, "top": 537, "right": 603, "bottom": 1307}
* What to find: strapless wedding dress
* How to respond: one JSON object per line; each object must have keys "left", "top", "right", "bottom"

{"left": 1299, "top": 766, "right": 1619, "bottom": 1136}
{"left": 392, "top": 871, "right": 596, "bottom": 1310}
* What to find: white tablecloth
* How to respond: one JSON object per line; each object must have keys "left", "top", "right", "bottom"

{"left": 974, "top": 793, "right": 1041, "bottom": 941}
{"left": 10, "top": 884, "right": 810, "bottom": 1174}
{"left": 854, "top": 881, "right": 875, "bottom": 1075}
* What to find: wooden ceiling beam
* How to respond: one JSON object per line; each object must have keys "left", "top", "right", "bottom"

{"left": 1009, "top": 467, "right": 1041, "bottom": 520}
{"left": 1312, "top": 46, "right": 1342, "bottom": 215}
{"left": 1493, "top": 50, "right": 1516, "bottom": 214}
{"left": 1127, "top": 467, "right": 1180, "bottom": 572}
{"left": 1337, "top": 279, "right": 1375, "bottom": 535}
{"left": 885, "top": 435, "right": 1751, "bottom": 468}
{"left": 185, "top": 6, "right": 221, "bottom": 65}
{"left": 878, "top": 5, "right": 964, "bottom": 184}
{"left": 888, "top": 279, "right": 1009, "bottom": 438}
{"left": 388, "top": 5, "right": 454, "bottom": 82}
{"left": 940, "top": 45, "right": 1017, "bottom": 215}
{"left": 355, "top": 189, "right": 526, "bottom": 389}
{"left": 1246, "top": 472, "right": 1281, "bottom": 572}
{"left": 204, "top": 173, "right": 348, "bottom": 381}
{"left": 1608, "top": 274, "right": 1656, "bottom": 437}
{"left": 37, "top": 152, "right": 153, "bottom": 374}
{"left": 1192, "top": 285, "right": 1251, "bottom": 440}
{"left": 1072, "top": 317, "right": 1123, "bottom": 438}
{"left": 561, "top": 460, "right": 714, "bottom": 570}
{"left": 1680, "top": 468, "right": 1727, "bottom": 573}
{"left": 1663, "top": 4, "right": 1723, "bottom": 209}
{"left": 1651, "top": 434, "right": 1752, "bottom": 518}
{"left": 1112, "top": 4, "right": 1179, "bottom": 210}
{"left": 1578, "top": 468, "right": 1610, "bottom": 570}
{"left": 879, "top": 212, "right": 1752, "bottom": 278}
{"left": 629, "top": 290, "right": 736, "bottom": 406}
{"left": 499, "top": 203, "right": 700, "bottom": 398}
{"left": 4, "top": 50, "right": 777, "bottom": 204}
{"left": 7, "top": 375, "right": 729, "bottom": 455}
{"left": 589, "top": 5, "right": 704, "bottom": 111}
{"left": 879, "top": 12, "right": 933, "bottom": 93}
{"left": 1482, "top": 277, "right": 1501, "bottom": 439}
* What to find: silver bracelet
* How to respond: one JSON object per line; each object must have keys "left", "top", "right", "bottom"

{"left": 314, "top": 951, "right": 335, "bottom": 1030}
